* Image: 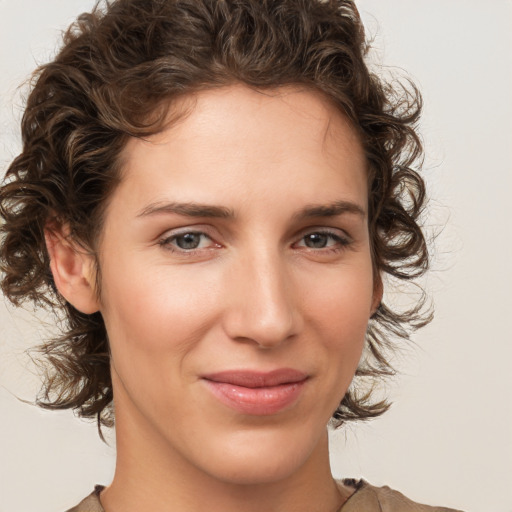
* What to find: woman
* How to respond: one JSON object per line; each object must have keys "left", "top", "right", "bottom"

{"left": 0, "top": 0, "right": 462, "bottom": 510}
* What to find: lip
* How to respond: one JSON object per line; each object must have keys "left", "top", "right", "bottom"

{"left": 201, "top": 369, "right": 309, "bottom": 415}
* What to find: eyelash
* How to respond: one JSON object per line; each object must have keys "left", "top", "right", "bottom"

{"left": 158, "top": 231, "right": 217, "bottom": 253}
{"left": 158, "top": 229, "right": 351, "bottom": 255}
{"left": 295, "top": 230, "right": 351, "bottom": 253}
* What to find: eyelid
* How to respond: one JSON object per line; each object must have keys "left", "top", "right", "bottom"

{"left": 158, "top": 227, "right": 222, "bottom": 253}
{"left": 292, "top": 227, "right": 353, "bottom": 251}
{"left": 155, "top": 225, "right": 353, "bottom": 255}
{"left": 296, "top": 226, "right": 351, "bottom": 241}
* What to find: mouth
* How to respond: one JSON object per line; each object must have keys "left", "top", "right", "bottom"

{"left": 201, "top": 369, "right": 309, "bottom": 415}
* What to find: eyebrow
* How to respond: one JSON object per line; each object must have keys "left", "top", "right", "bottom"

{"left": 293, "top": 200, "right": 366, "bottom": 220}
{"left": 137, "top": 201, "right": 234, "bottom": 219}
{"left": 137, "top": 199, "right": 365, "bottom": 220}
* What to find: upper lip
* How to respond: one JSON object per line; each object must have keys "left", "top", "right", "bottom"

{"left": 201, "top": 369, "right": 308, "bottom": 388}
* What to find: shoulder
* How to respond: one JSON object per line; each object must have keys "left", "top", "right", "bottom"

{"left": 339, "top": 479, "right": 465, "bottom": 512}
{"left": 65, "top": 485, "right": 105, "bottom": 512}
{"left": 66, "top": 481, "right": 464, "bottom": 512}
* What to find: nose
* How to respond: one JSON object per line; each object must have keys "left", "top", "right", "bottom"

{"left": 222, "top": 249, "right": 301, "bottom": 349}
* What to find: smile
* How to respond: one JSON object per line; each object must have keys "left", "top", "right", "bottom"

{"left": 201, "top": 369, "right": 309, "bottom": 415}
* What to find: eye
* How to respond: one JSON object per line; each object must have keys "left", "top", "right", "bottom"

{"left": 295, "top": 230, "right": 350, "bottom": 250}
{"left": 159, "top": 231, "right": 218, "bottom": 252}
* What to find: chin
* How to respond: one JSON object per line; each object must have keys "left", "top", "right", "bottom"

{"left": 194, "top": 425, "right": 327, "bottom": 486}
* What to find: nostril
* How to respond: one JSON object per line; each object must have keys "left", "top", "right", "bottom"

{"left": 223, "top": 302, "right": 299, "bottom": 348}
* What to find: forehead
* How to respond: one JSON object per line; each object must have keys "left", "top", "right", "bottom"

{"left": 122, "top": 83, "right": 364, "bottom": 167}
{"left": 113, "top": 83, "right": 367, "bottom": 216}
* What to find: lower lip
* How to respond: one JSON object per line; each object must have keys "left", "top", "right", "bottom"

{"left": 202, "top": 379, "right": 307, "bottom": 415}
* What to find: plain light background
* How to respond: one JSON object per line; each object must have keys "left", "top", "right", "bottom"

{"left": 0, "top": 1, "right": 511, "bottom": 511}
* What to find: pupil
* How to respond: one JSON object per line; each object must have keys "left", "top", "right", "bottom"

{"left": 305, "top": 233, "right": 327, "bottom": 248}
{"left": 177, "top": 233, "right": 201, "bottom": 249}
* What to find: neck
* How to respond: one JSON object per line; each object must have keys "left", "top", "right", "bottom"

{"left": 101, "top": 393, "right": 347, "bottom": 512}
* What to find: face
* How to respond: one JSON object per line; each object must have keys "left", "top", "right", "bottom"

{"left": 93, "top": 84, "right": 379, "bottom": 485}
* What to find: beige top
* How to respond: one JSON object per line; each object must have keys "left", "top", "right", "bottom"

{"left": 65, "top": 479, "right": 464, "bottom": 511}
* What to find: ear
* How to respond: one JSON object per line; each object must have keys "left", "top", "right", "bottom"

{"left": 45, "top": 224, "right": 100, "bottom": 314}
{"left": 371, "top": 273, "right": 383, "bottom": 317}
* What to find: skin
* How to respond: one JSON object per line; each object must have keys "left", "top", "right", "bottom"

{"left": 48, "top": 84, "right": 381, "bottom": 512}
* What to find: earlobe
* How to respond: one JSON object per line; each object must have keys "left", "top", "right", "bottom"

{"left": 45, "top": 224, "right": 100, "bottom": 314}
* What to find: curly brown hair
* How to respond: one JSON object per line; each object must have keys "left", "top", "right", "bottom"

{"left": 0, "top": 0, "right": 429, "bottom": 431}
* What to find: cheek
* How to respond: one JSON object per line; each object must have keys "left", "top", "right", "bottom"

{"left": 301, "top": 261, "right": 374, "bottom": 378}
{"left": 100, "top": 260, "right": 222, "bottom": 374}
{"left": 286, "top": 263, "right": 373, "bottom": 422}
{"left": 99, "top": 265, "right": 223, "bottom": 425}
{"left": 304, "top": 261, "right": 374, "bottom": 335}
